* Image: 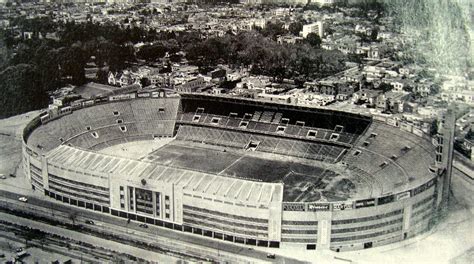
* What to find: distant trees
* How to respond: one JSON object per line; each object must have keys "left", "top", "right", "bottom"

{"left": 288, "top": 22, "right": 303, "bottom": 36}
{"left": 185, "top": 31, "right": 347, "bottom": 82}
{"left": 0, "top": 16, "right": 349, "bottom": 118}
{"left": 260, "top": 21, "right": 287, "bottom": 40}
{"left": 0, "top": 64, "right": 49, "bottom": 118}
{"left": 306, "top": 33, "right": 322, "bottom": 48}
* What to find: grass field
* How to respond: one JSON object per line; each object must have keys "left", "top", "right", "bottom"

{"left": 141, "top": 140, "right": 357, "bottom": 202}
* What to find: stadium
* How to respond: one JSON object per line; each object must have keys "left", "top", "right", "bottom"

{"left": 22, "top": 92, "right": 450, "bottom": 252}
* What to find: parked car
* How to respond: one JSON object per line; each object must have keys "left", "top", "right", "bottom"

{"left": 0, "top": 174, "right": 6, "bottom": 179}
{"left": 85, "top": 220, "right": 95, "bottom": 225}
{"left": 18, "top": 197, "right": 28, "bottom": 202}
{"left": 266, "top": 254, "right": 276, "bottom": 259}
{"left": 139, "top": 223, "right": 148, "bottom": 228}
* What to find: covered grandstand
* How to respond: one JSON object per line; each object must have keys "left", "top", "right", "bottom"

{"left": 22, "top": 93, "right": 449, "bottom": 251}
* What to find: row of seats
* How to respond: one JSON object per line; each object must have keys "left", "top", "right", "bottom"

{"left": 66, "top": 121, "right": 175, "bottom": 150}
{"left": 179, "top": 96, "right": 371, "bottom": 134}
{"left": 178, "top": 112, "right": 358, "bottom": 145}
{"left": 175, "top": 125, "right": 347, "bottom": 163}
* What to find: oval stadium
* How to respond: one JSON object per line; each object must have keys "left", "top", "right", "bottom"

{"left": 22, "top": 92, "right": 451, "bottom": 252}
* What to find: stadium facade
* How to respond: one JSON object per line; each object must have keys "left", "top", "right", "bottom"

{"left": 22, "top": 93, "right": 452, "bottom": 251}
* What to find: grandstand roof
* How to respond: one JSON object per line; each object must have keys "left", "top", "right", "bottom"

{"left": 46, "top": 145, "right": 284, "bottom": 205}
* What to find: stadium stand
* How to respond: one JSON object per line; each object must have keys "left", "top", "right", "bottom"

{"left": 24, "top": 94, "right": 443, "bottom": 253}
{"left": 27, "top": 98, "right": 179, "bottom": 152}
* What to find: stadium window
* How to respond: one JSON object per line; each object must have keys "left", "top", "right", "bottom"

{"left": 244, "top": 113, "right": 253, "bottom": 120}
{"left": 296, "top": 121, "right": 305, "bottom": 126}
{"left": 86, "top": 126, "right": 91, "bottom": 131}
{"left": 117, "top": 119, "right": 123, "bottom": 124}
{"left": 196, "top": 107, "right": 204, "bottom": 114}
{"left": 307, "top": 130, "right": 317, "bottom": 138}
{"left": 334, "top": 125, "right": 344, "bottom": 133}
{"left": 239, "top": 121, "right": 249, "bottom": 128}
{"left": 281, "top": 118, "right": 289, "bottom": 125}
{"left": 276, "top": 126, "right": 286, "bottom": 133}
{"left": 165, "top": 213, "right": 170, "bottom": 218}
{"left": 353, "top": 150, "right": 361, "bottom": 156}
{"left": 120, "top": 126, "right": 127, "bottom": 132}
{"left": 379, "top": 162, "right": 388, "bottom": 168}
{"left": 158, "top": 108, "right": 165, "bottom": 112}
{"left": 307, "top": 244, "right": 316, "bottom": 250}
{"left": 155, "top": 192, "right": 161, "bottom": 217}
{"left": 363, "top": 141, "right": 370, "bottom": 147}
{"left": 192, "top": 115, "right": 201, "bottom": 122}
{"left": 113, "top": 111, "right": 120, "bottom": 116}
{"left": 91, "top": 132, "right": 99, "bottom": 139}
{"left": 59, "top": 137, "right": 64, "bottom": 142}
{"left": 229, "top": 112, "right": 238, "bottom": 118}
{"left": 369, "top": 133, "right": 378, "bottom": 139}
{"left": 210, "top": 117, "right": 220, "bottom": 125}
{"left": 437, "top": 137, "right": 443, "bottom": 145}
{"left": 246, "top": 141, "right": 260, "bottom": 151}
{"left": 330, "top": 133, "right": 340, "bottom": 141}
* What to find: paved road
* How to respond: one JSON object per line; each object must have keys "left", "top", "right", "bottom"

{"left": 0, "top": 189, "right": 306, "bottom": 263}
{"left": 0, "top": 211, "right": 180, "bottom": 263}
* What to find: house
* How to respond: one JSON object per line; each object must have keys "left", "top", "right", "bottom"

{"left": 174, "top": 76, "right": 206, "bottom": 93}
{"left": 367, "top": 44, "right": 388, "bottom": 60}
{"left": 337, "top": 83, "right": 357, "bottom": 98}
{"left": 257, "top": 93, "right": 295, "bottom": 104}
{"left": 376, "top": 91, "right": 410, "bottom": 113}
{"left": 352, "top": 89, "right": 382, "bottom": 106}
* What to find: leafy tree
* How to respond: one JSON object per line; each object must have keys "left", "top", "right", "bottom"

{"left": 140, "top": 77, "right": 151, "bottom": 87}
{"left": 261, "top": 21, "right": 287, "bottom": 40}
{"left": 0, "top": 64, "right": 48, "bottom": 118}
{"left": 288, "top": 22, "right": 303, "bottom": 36}
{"left": 306, "top": 33, "right": 321, "bottom": 48}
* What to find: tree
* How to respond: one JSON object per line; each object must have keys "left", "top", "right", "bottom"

{"left": 288, "top": 22, "right": 303, "bottom": 36}
{"left": 306, "top": 33, "right": 321, "bottom": 48}
{"left": 0, "top": 64, "right": 48, "bottom": 118}
{"left": 261, "top": 21, "right": 287, "bottom": 40}
{"left": 140, "top": 77, "right": 151, "bottom": 87}
{"left": 370, "top": 27, "right": 379, "bottom": 42}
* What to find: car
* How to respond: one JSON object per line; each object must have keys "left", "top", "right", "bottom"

{"left": 85, "top": 220, "right": 95, "bottom": 225}
{"left": 18, "top": 197, "right": 28, "bottom": 202}
{"left": 15, "top": 248, "right": 24, "bottom": 253}
{"left": 9, "top": 173, "right": 15, "bottom": 178}
{"left": 138, "top": 223, "right": 148, "bottom": 228}
{"left": 0, "top": 174, "right": 6, "bottom": 179}
{"left": 266, "top": 254, "right": 276, "bottom": 259}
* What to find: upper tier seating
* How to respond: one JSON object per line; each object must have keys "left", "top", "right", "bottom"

{"left": 27, "top": 98, "right": 180, "bottom": 152}
{"left": 175, "top": 125, "right": 347, "bottom": 163}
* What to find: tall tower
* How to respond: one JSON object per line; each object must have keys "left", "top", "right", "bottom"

{"left": 435, "top": 106, "right": 456, "bottom": 211}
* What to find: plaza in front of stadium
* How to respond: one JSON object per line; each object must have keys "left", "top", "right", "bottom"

{"left": 22, "top": 92, "right": 454, "bottom": 253}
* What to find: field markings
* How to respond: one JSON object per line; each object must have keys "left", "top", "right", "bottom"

{"left": 217, "top": 155, "right": 246, "bottom": 175}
